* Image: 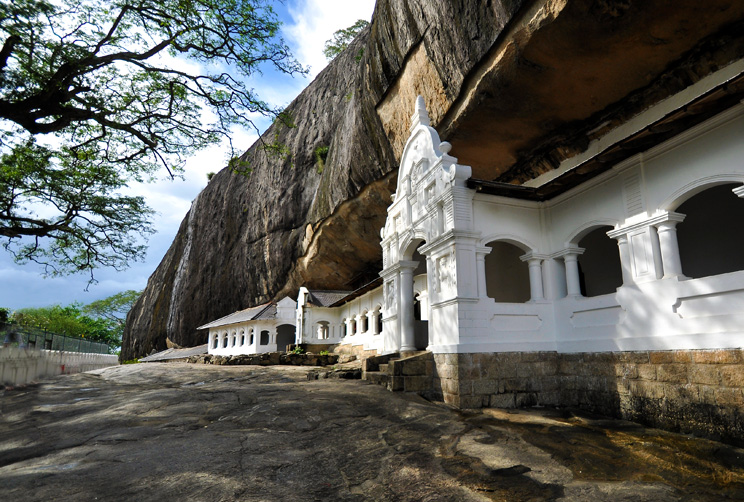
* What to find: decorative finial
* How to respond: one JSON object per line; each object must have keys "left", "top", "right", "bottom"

{"left": 415, "top": 95, "right": 426, "bottom": 112}
{"left": 439, "top": 141, "right": 452, "bottom": 155}
{"left": 410, "top": 95, "right": 431, "bottom": 131}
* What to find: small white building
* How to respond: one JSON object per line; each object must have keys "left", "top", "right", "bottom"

{"left": 296, "top": 281, "right": 386, "bottom": 354}
{"left": 200, "top": 297, "right": 297, "bottom": 356}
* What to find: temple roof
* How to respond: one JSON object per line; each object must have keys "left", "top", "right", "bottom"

{"left": 196, "top": 302, "right": 275, "bottom": 329}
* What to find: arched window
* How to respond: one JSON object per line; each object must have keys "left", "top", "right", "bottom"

{"left": 212, "top": 333, "right": 218, "bottom": 349}
{"left": 239, "top": 330, "right": 245, "bottom": 346}
{"left": 350, "top": 318, "right": 357, "bottom": 335}
{"left": 484, "top": 241, "right": 531, "bottom": 303}
{"left": 361, "top": 312, "right": 369, "bottom": 333}
{"left": 316, "top": 321, "right": 330, "bottom": 339}
{"left": 676, "top": 183, "right": 744, "bottom": 279}
{"left": 577, "top": 226, "right": 623, "bottom": 297}
{"left": 375, "top": 307, "right": 383, "bottom": 334}
{"left": 222, "top": 332, "right": 228, "bottom": 348}
{"left": 341, "top": 320, "right": 347, "bottom": 337}
{"left": 260, "top": 330, "right": 270, "bottom": 345}
{"left": 249, "top": 329, "right": 255, "bottom": 346}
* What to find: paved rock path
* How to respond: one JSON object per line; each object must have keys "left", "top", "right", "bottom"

{"left": 1, "top": 363, "right": 743, "bottom": 501}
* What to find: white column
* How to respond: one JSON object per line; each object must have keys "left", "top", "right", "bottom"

{"left": 615, "top": 235, "right": 634, "bottom": 285}
{"left": 367, "top": 311, "right": 376, "bottom": 334}
{"left": 520, "top": 253, "right": 546, "bottom": 302}
{"left": 656, "top": 220, "right": 686, "bottom": 278}
{"left": 399, "top": 264, "right": 416, "bottom": 352}
{"left": 475, "top": 246, "right": 490, "bottom": 298}
{"left": 344, "top": 318, "right": 352, "bottom": 338}
{"left": 563, "top": 250, "right": 584, "bottom": 297}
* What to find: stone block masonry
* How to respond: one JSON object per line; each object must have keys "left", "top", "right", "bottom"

{"left": 0, "top": 348, "right": 118, "bottom": 386}
{"left": 432, "top": 349, "right": 744, "bottom": 446}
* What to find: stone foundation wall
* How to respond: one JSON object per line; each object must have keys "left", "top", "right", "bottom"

{"left": 432, "top": 349, "right": 744, "bottom": 446}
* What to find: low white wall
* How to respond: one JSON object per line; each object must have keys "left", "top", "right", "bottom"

{"left": 0, "top": 348, "right": 118, "bottom": 386}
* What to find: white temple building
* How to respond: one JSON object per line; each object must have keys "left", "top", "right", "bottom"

{"left": 203, "top": 60, "right": 744, "bottom": 360}
{"left": 379, "top": 81, "right": 744, "bottom": 357}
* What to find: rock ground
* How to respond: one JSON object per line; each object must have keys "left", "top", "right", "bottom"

{"left": 1, "top": 363, "right": 743, "bottom": 501}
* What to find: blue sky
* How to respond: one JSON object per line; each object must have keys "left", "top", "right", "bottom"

{"left": 0, "top": 0, "right": 376, "bottom": 311}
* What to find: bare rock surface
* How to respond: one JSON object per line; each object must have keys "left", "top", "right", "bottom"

{"left": 1, "top": 363, "right": 743, "bottom": 501}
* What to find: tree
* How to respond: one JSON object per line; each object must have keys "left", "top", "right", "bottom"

{"left": 82, "top": 289, "right": 141, "bottom": 337}
{"left": 12, "top": 303, "right": 119, "bottom": 348}
{"left": 0, "top": 0, "right": 305, "bottom": 279}
{"left": 11, "top": 290, "right": 140, "bottom": 351}
{"left": 323, "top": 19, "right": 369, "bottom": 61}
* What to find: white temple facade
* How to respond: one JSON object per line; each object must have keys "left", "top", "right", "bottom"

{"left": 201, "top": 61, "right": 744, "bottom": 364}
{"left": 379, "top": 65, "right": 744, "bottom": 357}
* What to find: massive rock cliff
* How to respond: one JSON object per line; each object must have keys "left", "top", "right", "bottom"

{"left": 122, "top": 0, "right": 523, "bottom": 359}
{"left": 123, "top": 0, "right": 744, "bottom": 359}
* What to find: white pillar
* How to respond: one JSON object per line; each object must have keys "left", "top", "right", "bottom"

{"left": 520, "top": 253, "right": 545, "bottom": 302}
{"left": 615, "top": 235, "right": 634, "bottom": 285}
{"left": 367, "top": 311, "right": 376, "bottom": 335}
{"left": 344, "top": 318, "right": 352, "bottom": 338}
{"left": 399, "top": 264, "right": 416, "bottom": 352}
{"left": 563, "top": 250, "right": 584, "bottom": 297}
{"left": 656, "top": 219, "right": 686, "bottom": 278}
{"left": 475, "top": 246, "right": 490, "bottom": 298}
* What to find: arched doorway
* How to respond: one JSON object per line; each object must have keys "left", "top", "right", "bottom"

{"left": 484, "top": 241, "right": 531, "bottom": 303}
{"left": 577, "top": 226, "right": 623, "bottom": 297}
{"left": 411, "top": 246, "right": 429, "bottom": 350}
{"left": 276, "top": 324, "right": 296, "bottom": 351}
{"left": 676, "top": 183, "right": 744, "bottom": 278}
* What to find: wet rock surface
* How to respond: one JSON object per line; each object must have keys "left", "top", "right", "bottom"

{"left": 1, "top": 363, "right": 743, "bottom": 501}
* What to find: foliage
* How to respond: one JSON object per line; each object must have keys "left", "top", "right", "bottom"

{"left": 82, "top": 289, "right": 140, "bottom": 332}
{"left": 313, "top": 145, "right": 329, "bottom": 174}
{"left": 322, "top": 19, "right": 369, "bottom": 61}
{"left": 121, "top": 359, "right": 140, "bottom": 364}
{"left": 290, "top": 345, "right": 304, "bottom": 354}
{"left": 0, "top": 307, "right": 9, "bottom": 325}
{"left": 12, "top": 303, "right": 120, "bottom": 348}
{"left": 1, "top": 139, "right": 154, "bottom": 277}
{"left": 11, "top": 290, "right": 140, "bottom": 351}
{"left": 0, "top": 0, "right": 306, "bottom": 279}
{"left": 319, "top": 350, "right": 329, "bottom": 356}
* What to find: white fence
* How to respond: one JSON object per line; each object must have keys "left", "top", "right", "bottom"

{"left": 0, "top": 348, "right": 119, "bottom": 386}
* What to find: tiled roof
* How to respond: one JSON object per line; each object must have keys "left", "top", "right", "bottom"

{"left": 328, "top": 277, "right": 383, "bottom": 307}
{"left": 196, "top": 302, "right": 275, "bottom": 329}
{"left": 307, "top": 290, "right": 353, "bottom": 307}
{"left": 254, "top": 303, "right": 277, "bottom": 320}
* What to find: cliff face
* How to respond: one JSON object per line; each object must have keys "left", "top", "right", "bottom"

{"left": 122, "top": 0, "right": 522, "bottom": 359}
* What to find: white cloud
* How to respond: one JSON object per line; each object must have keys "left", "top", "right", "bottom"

{"left": 285, "top": 0, "right": 376, "bottom": 79}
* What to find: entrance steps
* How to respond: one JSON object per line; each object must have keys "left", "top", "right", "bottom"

{"left": 362, "top": 351, "right": 433, "bottom": 393}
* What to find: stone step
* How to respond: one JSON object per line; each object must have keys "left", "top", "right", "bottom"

{"left": 378, "top": 363, "right": 389, "bottom": 374}
{"left": 364, "top": 371, "right": 389, "bottom": 387}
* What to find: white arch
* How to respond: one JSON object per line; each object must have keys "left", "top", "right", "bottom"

{"left": 660, "top": 174, "right": 744, "bottom": 212}
{"left": 565, "top": 219, "right": 620, "bottom": 247}
{"left": 479, "top": 233, "right": 537, "bottom": 253}
{"left": 399, "top": 232, "right": 429, "bottom": 260}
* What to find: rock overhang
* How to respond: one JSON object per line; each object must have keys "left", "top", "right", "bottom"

{"left": 430, "top": 0, "right": 744, "bottom": 185}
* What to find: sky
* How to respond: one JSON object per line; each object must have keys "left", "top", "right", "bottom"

{"left": 0, "top": 0, "right": 377, "bottom": 311}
